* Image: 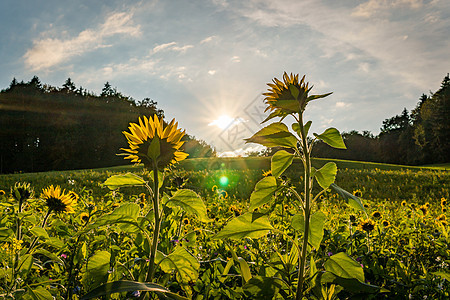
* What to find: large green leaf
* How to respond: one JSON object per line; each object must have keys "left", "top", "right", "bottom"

{"left": 166, "top": 189, "right": 210, "bottom": 222}
{"left": 243, "top": 276, "right": 287, "bottom": 299}
{"left": 245, "top": 122, "right": 297, "bottom": 148}
{"left": 313, "top": 162, "right": 337, "bottom": 189}
{"left": 30, "top": 227, "right": 49, "bottom": 241}
{"left": 313, "top": 128, "right": 346, "bottom": 149}
{"left": 81, "top": 280, "right": 188, "bottom": 300}
{"left": 102, "top": 173, "right": 146, "bottom": 190}
{"left": 320, "top": 272, "right": 385, "bottom": 294}
{"left": 82, "top": 250, "right": 111, "bottom": 290}
{"left": 91, "top": 203, "right": 142, "bottom": 233}
{"left": 291, "top": 211, "right": 326, "bottom": 250}
{"left": 158, "top": 247, "right": 200, "bottom": 285}
{"left": 0, "top": 227, "right": 14, "bottom": 242}
{"left": 17, "top": 254, "right": 33, "bottom": 276}
{"left": 28, "top": 286, "right": 53, "bottom": 300}
{"left": 271, "top": 150, "right": 294, "bottom": 178}
{"left": 249, "top": 176, "right": 278, "bottom": 210}
{"left": 214, "top": 212, "right": 273, "bottom": 240}
{"left": 330, "top": 183, "right": 367, "bottom": 215}
{"left": 238, "top": 257, "right": 252, "bottom": 282}
{"left": 324, "top": 252, "right": 364, "bottom": 282}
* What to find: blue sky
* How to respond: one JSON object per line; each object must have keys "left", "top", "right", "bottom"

{"left": 1, "top": 0, "right": 449, "bottom": 155}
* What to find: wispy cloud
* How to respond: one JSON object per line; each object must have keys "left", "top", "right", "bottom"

{"left": 23, "top": 11, "right": 141, "bottom": 71}
{"left": 152, "top": 42, "right": 194, "bottom": 54}
{"left": 352, "top": 0, "right": 423, "bottom": 18}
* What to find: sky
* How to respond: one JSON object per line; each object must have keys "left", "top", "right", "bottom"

{"left": 1, "top": 0, "right": 449, "bottom": 155}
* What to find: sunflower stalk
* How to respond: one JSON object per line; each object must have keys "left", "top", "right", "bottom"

{"left": 296, "top": 112, "right": 312, "bottom": 300}
{"left": 145, "top": 162, "right": 161, "bottom": 283}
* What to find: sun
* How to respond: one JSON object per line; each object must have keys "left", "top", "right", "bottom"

{"left": 208, "top": 115, "right": 234, "bottom": 130}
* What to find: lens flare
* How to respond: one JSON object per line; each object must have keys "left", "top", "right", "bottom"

{"left": 219, "top": 176, "right": 229, "bottom": 187}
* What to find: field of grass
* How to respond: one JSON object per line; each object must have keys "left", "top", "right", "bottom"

{"left": 0, "top": 157, "right": 449, "bottom": 299}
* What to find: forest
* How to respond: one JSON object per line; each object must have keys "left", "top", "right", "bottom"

{"left": 0, "top": 74, "right": 448, "bottom": 174}
{"left": 0, "top": 77, "right": 214, "bottom": 174}
{"left": 312, "top": 74, "right": 449, "bottom": 165}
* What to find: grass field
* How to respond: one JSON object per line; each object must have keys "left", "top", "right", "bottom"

{"left": 0, "top": 157, "right": 449, "bottom": 299}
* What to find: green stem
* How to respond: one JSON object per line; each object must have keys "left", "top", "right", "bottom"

{"left": 26, "top": 209, "right": 52, "bottom": 255}
{"left": 145, "top": 164, "right": 161, "bottom": 283}
{"left": 296, "top": 112, "right": 312, "bottom": 300}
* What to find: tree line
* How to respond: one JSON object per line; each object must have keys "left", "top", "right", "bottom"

{"left": 0, "top": 76, "right": 215, "bottom": 174}
{"left": 312, "top": 74, "right": 449, "bottom": 165}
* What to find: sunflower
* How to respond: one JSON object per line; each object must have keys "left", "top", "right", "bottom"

{"left": 353, "top": 189, "right": 363, "bottom": 198}
{"left": 359, "top": 218, "right": 376, "bottom": 233}
{"left": 12, "top": 182, "right": 34, "bottom": 202}
{"left": 437, "top": 214, "right": 446, "bottom": 221}
{"left": 263, "top": 72, "right": 332, "bottom": 115}
{"left": 401, "top": 200, "right": 407, "bottom": 207}
{"left": 41, "top": 185, "right": 76, "bottom": 213}
{"left": 0, "top": 190, "right": 5, "bottom": 196}
{"left": 418, "top": 204, "right": 428, "bottom": 216}
{"left": 372, "top": 211, "right": 382, "bottom": 219}
{"left": 121, "top": 115, "right": 188, "bottom": 170}
{"left": 80, "top": 212, "right": 90, "bottom": 222}
{"left": 382, "top": 220, "right": 390, "bottom": 228}
{"left": 182, "top": 218, "right": 190, "bottom": 225}
{"left": 441, "top": 198, "right": 447, "bottom": 207}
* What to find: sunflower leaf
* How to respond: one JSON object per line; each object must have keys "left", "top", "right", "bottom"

{"left": 245, "top": 122, "right": 297, "bottom": 148}
{"left": 166, "top": 189, "right": 210, "bottom": 222}
{"left": 102, "top": 173, "right": 146, "bottom": 190}
{"left": 214, "top": 212, "right": 273, "bottom": 240}
{"left": 313, "top": 128, "right": 346, "bottom": 149}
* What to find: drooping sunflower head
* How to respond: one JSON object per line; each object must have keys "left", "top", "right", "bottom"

{"left": 12, "top": 182, "right": 34, "bottom": 202}
{"left": 263, "top": 72, "right": 332, "bottom": 116}
{"left": 121, "top": 115, "right": 188, "bottom": 170}
{"left": 42, "top": 185, "right": 77, "bottom": 214}
{"left": 359, "top": 218, "right": 376, "bottom": 233}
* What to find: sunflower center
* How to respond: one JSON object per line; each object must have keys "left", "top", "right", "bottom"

{"left": 46, "top": 197, "right": 67, "bottom": 212}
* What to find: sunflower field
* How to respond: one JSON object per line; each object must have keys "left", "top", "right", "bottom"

{"left": 0, "top": 73, "right": 449, "bottom": 299}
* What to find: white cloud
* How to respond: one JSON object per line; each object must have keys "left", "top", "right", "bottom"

{"left": 200, "top": 36, "right": 217, "bottom": 44}
{"left": 152, "top": 42, "right": 193, "bottom": 54}
{"left": 23, "top": 11, "right": 141, "bottom": 71}
{"left": 152, "top": 42, "right": 177, "bottom": 53}
{"left": 208, "top": 70, "right": 216, "bottom": 75}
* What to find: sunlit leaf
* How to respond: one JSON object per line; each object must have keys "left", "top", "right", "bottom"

{"left": 83, "top": 250, "right": 111, "bottom": 290}
{"left": 28, "top": 286, "right": 53, "bottom": 300}
{"left": 166, "top": 189, "right": 210, "bottom": 222}
{"left": 102, "top": 173, "right": 146, "bottom": 190}
{"left": 245, "top": 122, "right": 297, "bottom": 148}
{"left": 158, "top": 247, "right": 199, "bottom": 286}
{"left": 271, "top": 150, "right": 294, "bottom": 178}
{"left": 30, "top": 227, "right": 49, "bottom": 240}
{"left": 214, "top": 212, "right": 273, "bottom": 240}
{"left": 324, "top": 252, "right": 364, "bottom": 282}
{"left": 313, "top": 128, "right": 346, "bottom": 149}
{"left": 249, "top": 176, "right": 278, "bottom": 210}
{"left": 313, "top": 162, "right": 337, "bottom": 189}
{"left": 291, "top": 211, "right": 326, "bottom": 250}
